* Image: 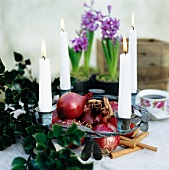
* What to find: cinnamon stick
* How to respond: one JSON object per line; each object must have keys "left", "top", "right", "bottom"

{"left": 120, "top": 133, "right": 157, "bottom": 152}
{"left": 120, "top": 132, "right": 149, "bottom": 142}
{"left": 131, "top": 128, "right": 139, "bottom": 138}
{"left": 88, "top": 99, "right": 102, "bottom": 103}
{"left": 136, "top": 142, "right": 157, "bottom": 152}
{"left": 133, "top": 132, "right": 149, "bottom": 142}
{"left": 109, "top": 146, "right": 141, "bottom": 159}
{"left": 119, "top": 140, "right": 137, "bottom": 149}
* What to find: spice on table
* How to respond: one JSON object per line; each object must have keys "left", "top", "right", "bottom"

{"left": 130, "top": 128, "right": 139, "bottom": 138}
{"left": 133, "top": 131, "right": 149, "bottom": 141}
{"left": 119, "top": 140, "right": 137, "bottom": 149}
{"left": 120, "top": 134, "right": 157, "bottom": 152}
{"left": 109, "top": 132, "right": 157, "bottom": 159}
{"left": 109, "top": 146, "right": 141, "bottom": 159}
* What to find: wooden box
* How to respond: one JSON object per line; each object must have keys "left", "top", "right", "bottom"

{"left": 97, "top": 39, "right": 169, "bottom": 90}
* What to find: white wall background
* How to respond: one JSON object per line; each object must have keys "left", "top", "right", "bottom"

{"left": 0, "top": 0, "right": 169, "bottom": 82}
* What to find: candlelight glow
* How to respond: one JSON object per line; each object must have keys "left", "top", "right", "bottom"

{"left": 131, "top": 13, "right": 135, "bottom": 28}
{"left": 60, "top": 18, "right": 65, "bottom": 31}
{"left": 123, "top": 35, "right": 127, "bottom": 53}
{"left": 41, "top": 40, "right": 46, "bottom": 58}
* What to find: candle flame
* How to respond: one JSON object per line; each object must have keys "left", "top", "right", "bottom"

{"left": 41, "top": 40, "right": 46, "bottom": 58}
{"left": 123, "top": 35, "right": 127, "bottom": 53}
{"left": 131, "top": 13, "right": 135, "bottom": 28}
{"left": 60, "top": 18, "right": 65, "bottom": 31}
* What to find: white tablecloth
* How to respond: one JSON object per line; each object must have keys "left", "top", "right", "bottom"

{"left": 1, "top": 118, "right": 169, "bottom": 170}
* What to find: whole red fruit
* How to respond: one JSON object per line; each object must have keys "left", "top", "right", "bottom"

{"left": 93, "top": 122, "right": 120, "bottom": 151}
{"left": 57, "top": 92, "right": 91, "bottom": 119}
{"left": 52, "top": 109, "right": 62, "bottom": 124}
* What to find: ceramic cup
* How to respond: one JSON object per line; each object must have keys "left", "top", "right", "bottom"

{"left": 138, "top": 89, "right": 169, "bottom": 114}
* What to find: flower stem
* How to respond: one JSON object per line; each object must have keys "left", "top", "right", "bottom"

{"left": 102, "top": 38, "right": 119, "bottom": 80}
{"left": 84, "top": 30, "right": 94, "bottom": 71}
{"left": 69, "top": 47, "right": 82, "bottom": 74}
{"left": 111, "top": 39, "right": 119, "bottom": 79}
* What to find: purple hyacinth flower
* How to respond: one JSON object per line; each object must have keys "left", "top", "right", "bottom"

{"left": 81, "top": 10, "right": 100, "bottom": 31}
{"left": 71, "top": 31, "right": 89, "bottom": 52}
{"left": 107, "top": 5, "right": 112, "bottom": 14}
{"left": 101, "top": 17, "right": 120, "bottom": 39}
{"left": 81, "top": 1, "right": 102, "bottom": 32}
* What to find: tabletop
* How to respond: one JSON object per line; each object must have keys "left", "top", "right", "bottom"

{"left": 0, "top": 117, "right": 169, "bottom": 170}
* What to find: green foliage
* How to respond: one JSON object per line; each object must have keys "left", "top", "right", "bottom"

{"left": 0, "top": 53, "right": 93, "bottom": 170}
{"left": 0, "top": 52, "right": 39, "bottom": 105}
{"left": 11, "top": 124, "right": 92, "bottom": 170}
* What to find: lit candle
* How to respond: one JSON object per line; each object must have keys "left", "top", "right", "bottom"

{"left": 118, "top": 36, "right": 131, "bottom": 119}
{"left": 39, "top": 40, "right": 52, "bottom": 112}
{"left": 129, "top": 13, "right": 137, "bottom": 93}
{"left": 59, "top": 18, "right": 71, "bottom": 90}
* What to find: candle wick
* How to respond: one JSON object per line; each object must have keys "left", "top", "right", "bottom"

{"left": 131, "top": 26, "right": 134, "bottom": 30}
{"left": 42, "top": 56, "right": 45, "bottom": 60}
{"left": 61, "top": 28, "right": 64, "bottom": 32}
{"left": 124, "top": 52, "right": 127, "bottom": 55}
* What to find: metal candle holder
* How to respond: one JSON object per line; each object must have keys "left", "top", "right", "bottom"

{"left": 131, "top": 89, "right": 139, "bottom": 105}
{"left": 57, "top": 86, "right": 73, "bottom": 96}
{"left": 35, "top": 106, "right": 56, "bottom": 127}
{"left": 114, "top": 112, "right": 131, "bottom": 132}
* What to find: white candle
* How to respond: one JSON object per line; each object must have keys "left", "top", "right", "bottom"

{"left": 118, "top": 36, "right": 131, "bottom": 119}
{"left": 59, "top": 18, "right": 71, "bottom": 90}
{"left": 129, "top": 13, "right": 137, "bottom": 93}
{"left": 39, "top": 40, "right": 52, "bottom": 112}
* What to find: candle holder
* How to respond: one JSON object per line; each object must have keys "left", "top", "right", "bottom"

{"left": 114, "top": 112, "right": 131, "bottom": 132}
{"left": 35, "top": 105, "right": 56, "bottom": 127}
{"left": 131, "top": 89, "right": 139, "bottom": 105}
{"left": 57, "top": 86, "right": 73, "bottom": 96}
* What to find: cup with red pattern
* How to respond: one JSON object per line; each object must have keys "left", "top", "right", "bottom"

{"left": 138, "top": 89, "right": 169, "bottom": 115}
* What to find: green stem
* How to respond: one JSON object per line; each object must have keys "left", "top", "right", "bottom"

{"left": 111, "top": 39, "right": 119, "bottom": 79}
{"left": 69, "top": 47, "right": 82, "bottom": 74}
{"left": 84, "top": 30, "right": 94, "bottom": 71}
{"left": 102, "top": 38, "right": 119, "bottom": 80}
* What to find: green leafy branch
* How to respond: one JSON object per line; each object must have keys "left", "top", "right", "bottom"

{"left": 0, "top": 53, "right": 93, "bottom": 169}
{"left": 12, "top": 124, "right": 93, "bottom": 170}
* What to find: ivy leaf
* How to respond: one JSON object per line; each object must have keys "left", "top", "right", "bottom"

{"left": 5, "top": 88, "right": 20, "bottom": 104}
{"left": 0, "top": 102, "right": 5, "bottom": 110}
{"left": 0, "top": 58, "right": 5, "bottom": 74}
{"left": 14, "top": 52, "right": 23, "bottom": 62}
{"left": 12, "top": 164, "right": 26, "bottom": 170}
{"left": 14, "top": 124, "right": 25, "bottom": 136}
{"left": 0, "top": 136, "right": 4, "bottom": 150}
{"left": 22, "top": 136, "right": 36, "bottom": 154}
{"left": 26, "top": 124, "right": 37, "bottom": 136}
{"left": 12, "top": 157, "right": 26, "bottom": 170}
{"left": 25, "top": 59, "right": 31, "bottom": 65}
{"left": 52, "top": 124, "right": 63, "bottom": 138}
{"left": 3, "top": 71, "right": 16, "bottom": 85}
{"left": 57, "top": 136, "right": 70, "bottom": 147}
{"left": 2, "top": 135, "right": 12, "bottom": 148}
{"left": 18, "top": 63, "right": 25, "bottom": 75}
{"left": 20, "top": 88, "right": 38, "bottom": 104}
{"left": 3, "top": 123, "right": 16, "bottom": 144}
{"left": 33, "top": 132, "right": 49, "bottom": 150}
{"left": 65, "top": 123, "right": 85, "bottom": 146}
{"left": 33, "top": 151, "right": 57, "bottom": 170}
{"left": 66, "top": 123, "right": 78, "bottom": 135}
